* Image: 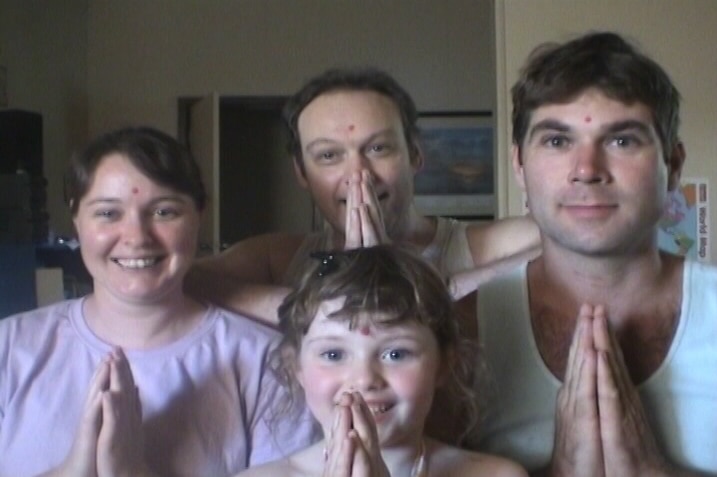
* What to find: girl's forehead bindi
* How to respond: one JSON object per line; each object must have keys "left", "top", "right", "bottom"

{"left": 131, "top": 187, "right": 139, "bottom": 194}
{"left": 584, "top": 115, "right": 592, "bottom": 123}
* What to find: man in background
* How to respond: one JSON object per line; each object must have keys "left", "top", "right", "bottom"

{"left": 186, "top": 67, "right": 539, "bottom": 316}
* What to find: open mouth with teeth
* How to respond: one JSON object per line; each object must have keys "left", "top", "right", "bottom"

{"left": 111, "top": 257, "right": 162, "bottom": 269}
{"left": 367, "top": 403, "right": 393, "bottom": 416}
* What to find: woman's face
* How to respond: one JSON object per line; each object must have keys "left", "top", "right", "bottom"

{"left": 73, "top": 153, "right": 201, "bottom": 305}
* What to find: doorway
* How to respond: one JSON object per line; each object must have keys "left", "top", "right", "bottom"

{"left": 179, "top": 95, "right": 316, "bottom": 252}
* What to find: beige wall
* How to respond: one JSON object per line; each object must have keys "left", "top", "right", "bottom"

{"left": 4, "top": 0, "right": 496, "bottom": 237}
{"left": 85, "top": 0, "right": 494, "bottom": 243}
{"left": 87, "top": 0, "right": 494, "bottom": 136}
{"left": 495, "top": 0, "right": 717, "bottom": 262}
{"left": 0, "top": 0, "right": 88, "bottom": 237}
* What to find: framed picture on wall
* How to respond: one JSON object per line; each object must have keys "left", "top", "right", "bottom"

{"left": 413, "top": 111, "right": 495, "bottom": 219}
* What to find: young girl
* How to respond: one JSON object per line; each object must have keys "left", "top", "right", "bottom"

{"left": 236, "top": 245, "right": 526, "bottom": 477}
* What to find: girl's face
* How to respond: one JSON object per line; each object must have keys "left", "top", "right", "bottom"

{"left": 73, "top": 153, "right": 201, "bottom": 305}
{"left": 295, "top": 297, "right": 443, "bottom": 448}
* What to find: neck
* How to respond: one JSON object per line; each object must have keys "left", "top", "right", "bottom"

{"left": 83, "top": 289, "right": 204, "bottom": 349}
{"left": 532, "top": 244, "right": 681, "bottom": 326}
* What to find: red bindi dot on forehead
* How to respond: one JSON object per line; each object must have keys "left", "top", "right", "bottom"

{"left": 359, "top": 326, "right": 371, "bottom": 336}
{"left": 348, "top": 124, "right": 355, "bottom": 131}
{"left": 584, "top": 116, "right": 592, "bottom": 123}
{"left": 131, "top": 187, "right": 139, "bottom": 194}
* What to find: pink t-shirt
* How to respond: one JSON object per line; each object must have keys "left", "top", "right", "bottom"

{"left": 0, "top": 298, "right": 318, "bottom": 477}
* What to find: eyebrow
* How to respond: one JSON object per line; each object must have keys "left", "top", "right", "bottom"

{"left": 527, "top": 118, "right": 655, "bottom": 143}
{"left": 526, "top": 119, "right": 570, "bottom": 143}
{"left": 604, "top": 119, "right": 654, "bottom": 137}
{"left": 302, "top": 335, "right": 344, "bottom": 347}
{"left": 304, "top": 128, "right": 398, "bottom": 154}
{"left": 83, "top": 196, "right": 188, "bottom": 207}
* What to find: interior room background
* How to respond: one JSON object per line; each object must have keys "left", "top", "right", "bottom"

{"left": 1, "top": 0, "right": 715, "bottom": 261}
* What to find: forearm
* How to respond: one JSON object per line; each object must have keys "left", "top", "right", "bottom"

{"left": 185, "top": 266, "right": 288, "bottom": 326}
{"left": 448, "top": 245, "right": 540, "bottom": 300}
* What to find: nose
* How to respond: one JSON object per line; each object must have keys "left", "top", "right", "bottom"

{"left": 568, "top": 144, "right": 609, "bottom": 184}
{"left": 122, "top": 212, "right": 153, "bottom": 247}
{"left": 348, "top": 358, "right": 386, "bottom": 392}
{"left": 345, "top": 150, "right": 372, "bottom": 175}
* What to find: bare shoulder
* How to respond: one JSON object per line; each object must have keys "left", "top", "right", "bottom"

{"left": 235, "top": 445, "right": 322, "bottom": 477}
{"left": 192, "top": 232, "right": 306, "bottom": 284}
{"left": 232, "top": 458, "right": 293, "bottom": 477}
{"left": 429, "top": 440, "right": 528, "bottom": 477}
{"left": 465, "top": 215, "right": 540, "bottom": 266}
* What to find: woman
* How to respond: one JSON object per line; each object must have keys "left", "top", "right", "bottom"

{"left": 0, "top": 127, "right": 317, "bottom": 477}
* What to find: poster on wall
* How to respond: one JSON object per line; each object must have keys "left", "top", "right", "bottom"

{"left": 658, "top": 178, "right": 710, "bottom": 262}
{"left": 413, "top": 112, "right": 495, "bottom": 219}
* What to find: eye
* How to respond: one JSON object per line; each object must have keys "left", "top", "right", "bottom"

{"left": 541, "top": 134, "right": 570, "bottom": 148}
{"left": 365, "top": 142, "right": 394, "bottom": 157}
{"left": 320, "top": 349, "right": 344, "bottom": 362}
{"left": 381, "top": 348, "right": 412, "bottom": 362}
{"left": 154, "top": 207, "right": 179, "bottom": 219}
{"left": 608, "top": 134, "right": 643, "bottom": 149}
{"left": 312, "top": 149, "right": 342, "bottom": 163}
{"left": 93, "top": 209, "right": 120, "bottom": 220}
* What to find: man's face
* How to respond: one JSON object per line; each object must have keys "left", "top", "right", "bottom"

{"left": 513, "top": 88, "right": 683, "bottom": 257}
{"left": 295, "top": 90, "right": 420, "bottom": 238}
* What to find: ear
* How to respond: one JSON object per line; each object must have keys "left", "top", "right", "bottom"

{"left": 666, "top": 141, "right": 686, "bottom": 192}
{"left": 292, "top": 156, "right": 309, "bottom": 189}
{"left": 511, "top": 144, "right": 527, "bottom": 190}
{"left": 410, "top": 141, "right": 425, "bottom": 172}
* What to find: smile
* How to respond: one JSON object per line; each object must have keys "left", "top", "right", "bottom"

{"left": 112, "top": 257, "right": 161, "bottom": 269}
{"left": 367, "top": 403, "right": 392, "bottom": 416}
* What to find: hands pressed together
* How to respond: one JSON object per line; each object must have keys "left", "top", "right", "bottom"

{"left": 344, "top": 171, "right": 389, "bottom": 249}
{"left": 54, "top": 349, "right": 155, "bottom": 477}
{"left": 322, "top": 392, "right": 390, "bottom": 477}
{"left": 550, "top": 304, "right": 673, "bottom": 477}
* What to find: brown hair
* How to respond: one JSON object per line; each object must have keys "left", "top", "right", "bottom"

{"left": 512, "top": 31, "right": 681, "bottom": 159}
{"left": 65, "top": 126, "right": 206, "bottom": 215}
{"left": 282, "top": 67, "right": 421, "bottom": 175}
{"left": 275, "top": 245, "right": 481, "bottom": 443}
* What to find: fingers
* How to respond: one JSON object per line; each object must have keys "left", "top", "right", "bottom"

{"left": 551, "top": 304, "right": 605, "bottom": 476}
{"left": 345, "top": 174, "right": 361, "bottom": 249}
{"left": 97, "top": 348, "right": 149, "bottom": 477}
{"left": 564, "top": 305, "right": 592, "bottom": 391}
{"left": 323, "top": 394, "right": 355, "bottom": 477}
{"left": 343, "top": 170, "right": 389, "bottom": 249}
{"left": 61, "top": 358, "right": 110, "bottom": 477}
{"left": 357, "top": 205, "right": 380, "bottom": 246}
{"left": 359, "top": 171, "right": 386, "bottom": 240}
{"left": 592, "top": 307, "right": 631, "bottom": 399}
{"left": 321, "top": 392, "right": 394, "bottom": 477}
{"left": 348, "top": 392, "right": 380, "bottom": 453}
